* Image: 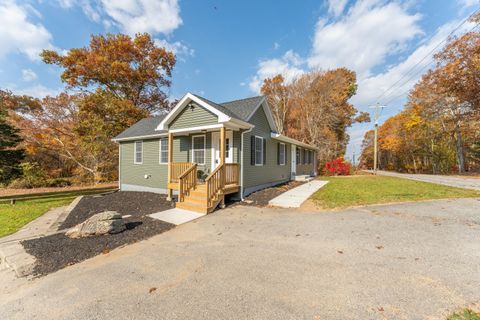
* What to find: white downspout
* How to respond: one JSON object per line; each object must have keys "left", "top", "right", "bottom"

{"left": 240, "top": 127, "right": 253, "bottom": 200}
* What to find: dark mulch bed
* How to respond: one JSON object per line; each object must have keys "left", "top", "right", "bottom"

{"left": 60, "top": 191, "right": 174, "bottom": 229}
{"left": 234, "top": 180, "right": 306, "bottom": 207}
{"left": 22, "top": 191, "right": 176, "bottom": 277}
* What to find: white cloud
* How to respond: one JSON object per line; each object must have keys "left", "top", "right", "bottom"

{"left": 327, "top": 0, "right": 348, "bottom": 17}
{"left": 458, "top": 0, "right": 478, "bottom": 9}
{"left": 351, "top": 18, "right": 476, "bottom": 108}
{"left": 0, "top": 0, "right": 54, "bottom": 60}
{"left": 21, "top": 69, "right": 37, "bottom": 81}
{"left": 248, "top": 50, "right": 305, "bottom": 93}
{"left": 154, "top": 38, "right": 194, "bottom": 59}
{"left": 273, "top": 42, "right": 280, "bottom": 50}
{"left": 100, "top": 0, "right": 182, "bottom": 35}
{"left": 13, "top": 85, "right": 62, "bottom": 99}
{"left": 309, "top": 0, "right": 422, "bottom": 78}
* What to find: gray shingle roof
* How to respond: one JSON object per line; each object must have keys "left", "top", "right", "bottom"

{"left": 220, "top": 96, "right": 265, "bottom": 121}
{"left": 114, "top": 115, "right": 167, "bottom": 140}
{"left": 192, "top": 94, "right": 244, "bottom": 120}
{"left": 114, "top": 94, "right": 265, "bottom": 141}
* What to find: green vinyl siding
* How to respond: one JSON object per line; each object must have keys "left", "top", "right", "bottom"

{"left": 120, "top": 139, "right": 167, "bottom": 189}
{"left": 169, "top": 103, "right": 218, "bottom": 129}
{"left": 242, "top": 105, "right": 291, "bottom": 190}
{"left": 233, "top": 131, "right": 241, "bottom": 163}
{"left": 120, "top": 136, "right": 192, "bottom": 190}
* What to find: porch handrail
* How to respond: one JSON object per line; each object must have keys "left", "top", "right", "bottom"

{"left": 178, "top": 163, "right": 197, "bottom": 202}
{"left": 225, "top": 163, "right": 240, "bottom": 185}
{"left": 170, "top": 162, "right": 194, "bottom": 183}
{"left": 205, "top": 163, "right": 225, "bottom": 208}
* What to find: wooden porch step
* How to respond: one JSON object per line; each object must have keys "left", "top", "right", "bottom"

{"left": 176, "top": 201, "right": 210, "bottom": 214}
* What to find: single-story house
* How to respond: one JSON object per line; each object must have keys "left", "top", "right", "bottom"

{"left": 113, "top": 93, "right": 318, "bottom": 213}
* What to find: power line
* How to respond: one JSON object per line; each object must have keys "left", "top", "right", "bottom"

{"left": 383, "top": 22, "right": 480, "bottom": 106}
{"left": 373, "top": 7, "right": 480, "bottom": 105}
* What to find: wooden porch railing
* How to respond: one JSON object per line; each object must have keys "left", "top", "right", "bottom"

{"left": 205, "top": 163, "right": 240, "bottom": 208}
{"left": 205, "top": 164, "right": 225, "bottom": 208}
{"left": 225, "top": 163, "right": 240, "bottom": 185}
{"left": 170, "top": 162, "right": 194, "bottom": 183}
{"left": 178, "top": 163, "right": 197, "bottom": 202}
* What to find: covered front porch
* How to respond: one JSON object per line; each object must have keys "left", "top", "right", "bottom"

{"left": 165, "top": 126, "right": 241, "bottom": 213}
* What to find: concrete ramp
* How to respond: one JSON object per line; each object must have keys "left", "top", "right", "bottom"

{"left": 149, "top": 208, "right": 205, "bottom": 225}
{"left": 269, "top": 180, "right": 328, "bottom": 208}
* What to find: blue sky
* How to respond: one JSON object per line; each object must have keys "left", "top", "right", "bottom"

{"left": 0, "top": 0, "right": 478, "bottom": 160}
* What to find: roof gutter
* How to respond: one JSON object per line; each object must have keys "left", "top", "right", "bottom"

{"left": 111, "top": 133, "right": 168, "bottom": 142}
{"left": 270, "top": 133, "right": 319, "bottom": 151}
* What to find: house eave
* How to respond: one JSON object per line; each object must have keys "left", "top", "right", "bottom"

{"left": 112, "top": 133, "right": 167, "bottom": 142}
{"left": 270, "top": 133, "right": 319, "bottom": 151}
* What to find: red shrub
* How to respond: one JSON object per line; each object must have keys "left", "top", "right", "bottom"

{"left": 324, "top": 157, "right": 351, "bottom": 176}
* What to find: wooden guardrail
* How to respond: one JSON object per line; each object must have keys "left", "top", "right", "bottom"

{"left": 178, "top": 163, "right": 197, "bottom": 202}
{"left": 225, "top": 163, "right": 240, "bottom": 186}
{"left": 0, "top": 186, "right": 118, "bottom": 205}
{"left": 170, "top": 162, "right": 194, "bottom": 183}
{"left": 205, "top": 164, "right": 224, "bottom": 208}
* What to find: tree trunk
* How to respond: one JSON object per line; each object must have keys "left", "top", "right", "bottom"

{"left": 454, "top": 122, "right": 466, "bottom": 173}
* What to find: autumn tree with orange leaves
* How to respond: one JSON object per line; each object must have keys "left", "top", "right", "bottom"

{"left": 262, "top": 68, "right": 370, "bottom": 168}
{"left": 4, "top": 33, "right": 175, "bottom": 185}
{"left": 360, "top": 26, "right": 480, "bottom": 173}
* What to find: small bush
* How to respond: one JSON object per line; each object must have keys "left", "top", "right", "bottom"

{"left": 46, "top": 178, "right": 72, "bottom": 188}
{"left": 9, "top": 162, "right": 48, "bottom": 189}
{"left": 324, "top": 157, "right": 351, "bottom": 176}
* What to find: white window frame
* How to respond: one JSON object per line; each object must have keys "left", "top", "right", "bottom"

{"left": 134, "top": 140, "right": 143, "bottom": 164}
{"left": 255, "top": 135, "right": 264, "bottom": 166}
{"left": 279, "top": 143, "right": 286, "bottom": 166}
{"left": 191, "top": 135, "right": 206, "bottom": 165}
{"left": 159, "top": 138, "right": 168, "bottom": 164}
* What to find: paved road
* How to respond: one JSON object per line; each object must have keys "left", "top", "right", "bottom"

{"left": 2, "top": 199, "right": 480, "bottom": 319}
{"left": 371, "top": 170, "right": 480, "bottom": 191}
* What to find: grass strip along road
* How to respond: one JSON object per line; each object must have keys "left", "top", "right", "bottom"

{"left": 311, "top": 175, "right": 480, "bottom": 209}
{"left": 0, "top": 187, "right": 117, "bottom": 238}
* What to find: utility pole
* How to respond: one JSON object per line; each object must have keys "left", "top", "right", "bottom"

{"left": 369, "top": 103, "right": 386, "bottom": 174}
{"left": 352, "top": 149, "right": 356, "bottom": 167}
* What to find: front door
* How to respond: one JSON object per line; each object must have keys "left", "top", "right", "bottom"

{"left": 211, "top": 131, "right": 233, "bottom": 171}
{"left": 291, "top": 144, "right": 296, "bottom": 179}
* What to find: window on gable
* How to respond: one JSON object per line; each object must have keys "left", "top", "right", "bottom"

{"left": 134, "top": 141, "right": 143, "bottom": 164}
{"left": 278, "top": 143, "right": 286, "bottom": 165}
{"left": 254, "top": 136, "right": 264, "bottom": 165}
{"left": 159, "top": 138, "right": 168, "bottom": 164}
{"left": 192, "top": 135, "right": 205, "bottom": 165}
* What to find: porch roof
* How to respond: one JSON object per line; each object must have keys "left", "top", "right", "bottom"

{"left": 113, "top": 116, "right": 167, "bottom": 142}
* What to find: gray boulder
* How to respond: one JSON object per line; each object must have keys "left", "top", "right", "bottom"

{"left": 65, "top": 211, "right": 126, "bottom": 238}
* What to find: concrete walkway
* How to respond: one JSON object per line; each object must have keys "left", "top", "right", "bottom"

{"left": 372, "top": 170, "right": 480, "bottom": 191}
{"left": 0, "top": 197, "right": 81, "bottom": 277}
{"left": 269, "top": 180, "right": 328, "bottom": 208}
{"left": 149, "top": 208, "right": 205, "bottom": 225}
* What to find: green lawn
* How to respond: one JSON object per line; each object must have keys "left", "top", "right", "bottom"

{"left": 447, "top": 309, "right": 480, "bottom": 320}
{"left": 0, "top": 195, "right": 77, "bottom": 238}
{"left": 311, "top": 175, "right": 480, "bottom": 209}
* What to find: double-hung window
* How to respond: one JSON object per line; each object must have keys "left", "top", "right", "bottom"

{"left": 255, "top": 136, "right": 264, "bottom": 165}
{"left": 296, "top": 148, "right": 300, "bottom": 164}
{"left": 134, "top": 141, "right": 143, "bottom": 164}
{"left": 159, "top": 138, "right": 168, "bottom": 164}
{"left": 192, "top": 135, "right": 205, "bottom": 165}
{"left": 278, "top": 143, "right": 286, "bottom": 165}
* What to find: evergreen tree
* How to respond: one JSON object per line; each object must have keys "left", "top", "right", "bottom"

{"left": 0, "top": 108, "right": 24, "bottom": 184}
